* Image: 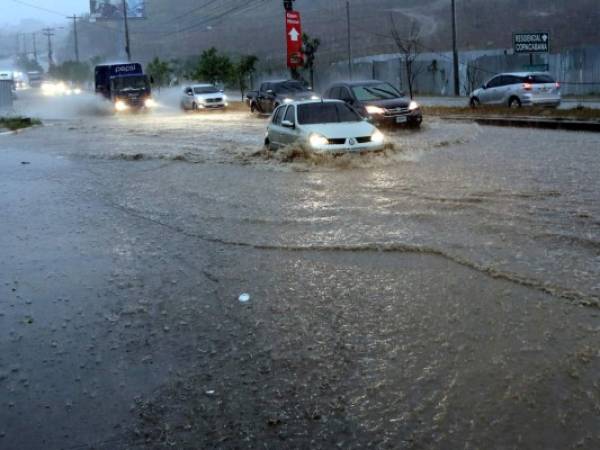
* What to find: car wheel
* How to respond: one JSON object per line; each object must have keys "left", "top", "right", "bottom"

{"left": 250, "top": 102, "right": 258, "bottom": 114}
{"left": 192, "top": 102, "right": 198, "bottom": 111}
{"left": 469, "top": 97, "right": 480, "bottom": 108}
{"left": 508, "top": 97, "right": 522, "bottom": 108}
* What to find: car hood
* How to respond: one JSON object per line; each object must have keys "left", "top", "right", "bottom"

{"left": 362, "top": 97, "right": 410, "bottom": 109}
{"left": 195, "top": 93, "right": 223, "bottom": 100}
{"left": 300, "top": 121, "right": 376, "bottom": 139}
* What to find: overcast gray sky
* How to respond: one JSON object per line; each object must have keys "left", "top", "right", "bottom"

{"left": 4, "top": 0, "right": 89, "bottom": 26}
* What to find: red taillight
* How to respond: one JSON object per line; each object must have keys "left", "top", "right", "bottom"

{"left": 523, "top": 83, "right": 532, "bottom": 91}
{"left": 555, "top": 82, "right": 561, "bottom": 89}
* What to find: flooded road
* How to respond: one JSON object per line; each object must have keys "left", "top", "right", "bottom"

{"left": 1, "top": 91, "right": 599, "bottom": 449}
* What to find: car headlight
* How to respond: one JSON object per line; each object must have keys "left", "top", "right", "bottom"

{"left": 371, "top": 129, "right": 385, "bottom": 144}
{"left": 309, "top": 133, "right": 329, "bottom": 147}
{"left": 366, "top": 105, "right": 386, "bottom": 115}
{"left": 222, "top": 94, "right": 228, "bottom": 101}
{"left": 310, "top": 95, "right": 320, "bottom": 100}
{"left": 283, "top": 98, "right": 294, "bottom": 104}
{"left": 144, "top": 98, "right": 157, "bottom": 108}
{"left": 115, "top": 100, "right": 128, "bottom": 112}
{"left": 74, "top": 88, "right": 82, "bottom": 95}
{"left": 409, "top": 100, "right": 420, "bottom": 111}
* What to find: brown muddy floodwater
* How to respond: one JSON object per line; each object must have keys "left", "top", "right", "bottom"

{"left": 0, "top": 91, "right": 599, "bottom": 449}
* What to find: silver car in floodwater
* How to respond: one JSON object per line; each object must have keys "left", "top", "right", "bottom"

{"left": 265, "top": 100, "right": 386, "bottom": 154}
{"left": 470, "top": 72, "right": 561, "bottom": 108}
{"left": 180, "top": 84, "right": 228, "bottom": 111}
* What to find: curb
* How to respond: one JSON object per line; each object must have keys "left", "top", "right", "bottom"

{"left": 440, "top": 115, "right": 600, "bottom": 132}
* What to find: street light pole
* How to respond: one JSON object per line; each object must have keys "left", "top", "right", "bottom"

{"left": 67, "top": 15, "right": 80, "bottom": 62}
{"left": 43, "top": 28, "right": 55, "bottom": 67}
{"left": 451, "top": 0, "right": 460, "bottom": 96}
{"left": 122, "top": 0, "right": 132, "bottom": 61}
{"left": 32, "top": 32, "right": 38, "bottom": 62}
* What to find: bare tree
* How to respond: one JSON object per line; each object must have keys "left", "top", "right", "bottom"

{"left": 389, "top": 16, "right": 424, "bottom": 99}
{"left": 464, "top": 60, "right": 485, "bottom": 98}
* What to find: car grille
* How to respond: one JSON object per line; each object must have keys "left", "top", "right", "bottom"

{"left": 356, "top": 136, "right": 372, "bottom": 143}
{"left": 327, "top": 138, "right": 346, "bottom": 145}
{"left": 205, "top": 98, "right": 223, "bottom": 103}
{"left": 384, "top": 107, "right": 409, "bottom": 116}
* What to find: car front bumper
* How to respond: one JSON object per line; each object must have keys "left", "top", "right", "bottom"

{"left": 370, "top": 110, "right": 422, "bottom": 127}
{"left": 308, "top": 140, "right": 385, "bottom": 154}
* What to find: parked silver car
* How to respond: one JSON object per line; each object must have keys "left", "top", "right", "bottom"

{"left": 180, "top": 84, "right": 228, "bottom": 111}
{"left": 469, "top": 72, "right": 561, "bottom": 108}
{"left": 265, "top": 100, "right": 386, "bottom": 154}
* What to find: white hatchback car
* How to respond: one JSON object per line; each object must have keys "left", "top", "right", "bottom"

{"left": 265, "top": 100, "right": 386, "bottom": 154}
{"left": 469, "top": 72, "right": 561, "bottom": 108}
{"left": 181, "top": 84, "right": 228, "bottom": 111}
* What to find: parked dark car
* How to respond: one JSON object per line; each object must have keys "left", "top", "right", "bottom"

{"left": 324, "top": 80, "right": 422, "bottom": 128}
{"left": 246, "top": 80, "right": 319, "bottom": 114}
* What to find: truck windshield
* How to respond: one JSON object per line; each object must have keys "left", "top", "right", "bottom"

{"left": 297, "top": 103, "right": 362, "bottom": 124}
{"left": 111, "top": 75, "right": 148, "bottom": 92}
{"left": 194, "top": 86, "right": 220, "bottom": 94}
{"left": 352, "top": 83, "right": 403, "bottom": 101}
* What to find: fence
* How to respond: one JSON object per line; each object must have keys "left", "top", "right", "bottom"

{"left": 254, "top": 46, "right": 600, "bottom": 98}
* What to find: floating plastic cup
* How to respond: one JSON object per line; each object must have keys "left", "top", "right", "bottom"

{"left": 239, "top": 293, "right": 251, "bottom": 303}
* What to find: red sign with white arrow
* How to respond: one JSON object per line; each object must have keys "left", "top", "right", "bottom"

{"left": 286, "top": 10, "right": 303, "bottom": 68}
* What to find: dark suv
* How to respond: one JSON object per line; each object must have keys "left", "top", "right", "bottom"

{"left": 324, "top": 80, "right": 422, "bottom": 128}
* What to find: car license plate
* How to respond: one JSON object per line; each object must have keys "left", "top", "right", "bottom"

{"left": 395, "top": 116, "right": 407, "bottom": 124}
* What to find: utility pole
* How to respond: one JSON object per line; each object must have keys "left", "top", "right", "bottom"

{"left": 346, "top": 1, "right": 353, "bottom": 80}
{"left": 43, "top": 28, "right": 55, "bottom": 67}
{"left": 122, "top": 0, "right": 131, "bottom": 61}
{"left": 32, "top": 32, "right": 38, "bottom": 62}
{"left": 67, "top": 15, "right": 80, "bottom": 62}
{"left": 451, "top": 0, "right": 460, "bottom": 96}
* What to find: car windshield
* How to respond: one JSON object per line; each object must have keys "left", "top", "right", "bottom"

{"left": 351, "top": 83, "right": 402, "bottom": 101}
{"left": 111, "top": 75, "right": 148, "bottom": 92}
{"left": 297, "top": 102, "right": 362, "bottom": 124}
{"left": 274, "top": 82, "right": 307, "bottom": 94}
{"left": 194, "top": 86, "right": 220, "bottom": 94}
{"left": 522, "top": 74, "right": 555, "bottom": 84}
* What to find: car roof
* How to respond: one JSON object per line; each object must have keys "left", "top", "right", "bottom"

{"left": 328, "top": 80, "right": 390, "bottom": 87}
{"left": 492, "top": 72, "right": 552, "bottom": 77}
{"left": 286, "top": 99, "right": 345, "bottom": 106}
{"left": 190, "top": 83, "right": 216, "bottom": 88}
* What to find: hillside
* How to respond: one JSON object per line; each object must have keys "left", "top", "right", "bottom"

{"left": 70, "top": 0, "right": 600, "bottom": 65}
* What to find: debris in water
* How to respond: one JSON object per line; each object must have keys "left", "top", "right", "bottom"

{"left": 205, "top": 390, "right": 215, "bottom": 396}
{"left": 239, "top": 293, "right": 251, "bottom": 303}
{"left": 20, "top": 161, "right": 30, "bottom": 165}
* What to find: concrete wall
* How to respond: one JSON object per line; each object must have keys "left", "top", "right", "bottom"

{"left": 252, "top": 46, "right": 600, "bottom": 97}
{"left": 0, "top": 80, "right": 14, "bottom": 111}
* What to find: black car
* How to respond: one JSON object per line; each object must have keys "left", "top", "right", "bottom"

{"left": 324, "top": 80, "right": 422, "bottom": 128}
{"left": 246, "top": 80, "right": 318, "bottom": 114}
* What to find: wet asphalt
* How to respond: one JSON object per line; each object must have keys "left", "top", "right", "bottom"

{"left": 0, "top": 91, "right": 599, "bottom": 449}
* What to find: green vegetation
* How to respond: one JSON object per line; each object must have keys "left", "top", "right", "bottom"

{"left": 146, "top": 57, "right": 172, "bottom": 88}
{"left": 235, "top": 54, "right": 259, "bottom": 100}
{"left": 191, "top": 47, "right": 234, "bottom": 85}
{"left": 302, "top": 33, "right": 321, "bottom": 89}
{"left": 48, "top": 61, "right": 91, "bottom": 84}
{"left": 15, "top": 55, "right": 43, "bottom": 73}
{"left": 0, "top": 117, "right": 41, "bottom": 131}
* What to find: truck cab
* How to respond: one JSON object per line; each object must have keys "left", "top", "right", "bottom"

{"left": 95, "top": 63, "right": 154, "bottom": 111}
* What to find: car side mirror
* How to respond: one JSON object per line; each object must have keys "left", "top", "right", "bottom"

{"left": 482, "top": 84, "right": 487, "bottom": 90}
{"left": 186, "top": 91, "right": 193, "bottom": 96}
{"left": 281, "top": 120, "right": 295, "bottom": 128}
{"left": 219, "top": 89, "right": 224, "bottom": 93}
